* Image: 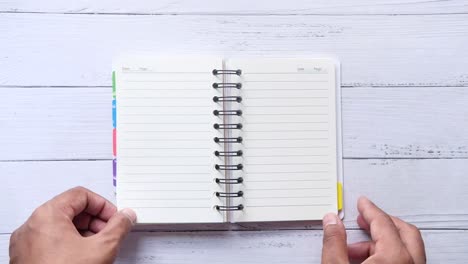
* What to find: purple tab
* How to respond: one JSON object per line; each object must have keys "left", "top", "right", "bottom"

{"left": 113, "top": 159, "right": 117, "bottom": 187}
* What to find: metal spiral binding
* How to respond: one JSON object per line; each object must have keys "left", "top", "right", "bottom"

{"left": 212, "top": 69, "right": 242, "bottom": 76}
{"left": 214, "top": 123, "right": 242, "bottom": 130}
{"left": 215, "top": 164, "right": 243, "bottom": 170}
{"left": 212, "top": 83, "right": 242, "bottom": 89}
{"left": 213, "top": 96, "right": 242, "bottom": 103}
{"left": 216, "top": 191, "right": 244, "bottom": 198}
{"left": 213, "top": 68, "right": 244, "bottom": 213}
{"left": 214, "top": 150, "right": 243, "bottom": 157}
{"left": 213, "top": 137, "right": 243, "bottom": 143}
{"left": 213, "top": 110, "right": 242, "bottom": 116}
{"left": 215, "top": 177, "right": 244, "bottom": 184}
{"left": 215, "top": 205, "right": 244, "bottom": 211}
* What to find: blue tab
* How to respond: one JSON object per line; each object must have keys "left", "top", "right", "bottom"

{"left": 112, "top": 99, "right": 116, "bottom": 128}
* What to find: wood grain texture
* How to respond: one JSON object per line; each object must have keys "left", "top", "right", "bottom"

{"left": 2, "top": 159, "right": 467, "bottom": 234}
{"left": 1, "top": 87, "right": 467, "bottom": 161}
{"left": 1, "top": 230, "right": 468, "bottom": 263}
{"left": 1, "top": 0, "right": 467, "bottom": 14}
{"left": 0, "top": 14, "right": 467, "bottom": 87}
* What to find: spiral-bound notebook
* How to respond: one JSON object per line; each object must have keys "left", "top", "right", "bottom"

{"left": 112, "top": 57, "right": 343, "bottom": 224}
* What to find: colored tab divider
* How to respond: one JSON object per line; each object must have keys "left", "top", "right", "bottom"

{"left": 112, "top": 71, "right": 117, "bottom": 187}
{"left": 337, "top": 182, "right": 343, "bottom": 211}
{"left": 112, "top": 99, "right": 116, "bottom": 129}
{"left": 113, "top": 159, "right": 117, "bottom": 187}
{"left": 112, "top": 71, "right": 116, "bottom": 99}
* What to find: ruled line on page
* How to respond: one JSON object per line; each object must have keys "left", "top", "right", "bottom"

{"left": 128, "top": 206, "right": 209, "bottom": 209}
{"left": 245, "top": 204, "right": 332, "bottom": 208}
{"left": 245, "top": 179, "right": 330, "bottom": 183}
{"left": 122, "top": 96, "right": 208, "bottom": 99}
{"left": 245, "top": 113, "right": 329, "bottom": 116}
{"left": 120, "top": 147, "right": 211, "bottom": 150}
{"left": 119, "top": 122, "right": 211, "bottom": 125}
{"left": 246, "top": 196, "right": 330, "bottom": 199}
{"left": 119, "top": 155, "right": 211, "bottom": 158}
{"left": 243, "top": 146, "right": 328, "bottom": 149}
{"left": 123, "top": 80, "right": 209, "bottom": 83}
{"left": 244, "top": 187, "right": 332, "bottom": 191}
{"left": 243, "top": 129, "right": 328, "bottom": 133}
{"left": 119, "top": 105, "right": 209, "bottom": 108}
{"left": 244, "top": 162, "right": 329, "bottom": 166}
{"left": 246, "top": 96, "right": 328, "bottom": 99}
{"left": 123, "top": 198, "right": 211, "bottom": 201}
{"left": 244, "top": 104, "right": 328, "bottom": 108}
{"left": 119, "top": 114, "right": 208, "bottom": 116}
{"left": 119, "top": 181, "right": 211, "bottom": 183}
{"left": 122, "top": 172, "right": 209, "bottom": 175}
{"left": 241, "top": 138, "right": 328, "bottom": 141}
{"left": 119, "top": 189, "right": 210, "bottom": 192}
{"left": 243, "top": 121, "right": 328, "bottom": 124}
{"left": 244, "top": 154, "right": 329, "bottom": 158}
{"left": 121, "top": 139, "right": 209, "bottom": 142}
{"left": 245, "top": 88, "right": 328, "bottom": 91}
{"left": 122, "top": 71, "right": 209, "bottom": 74}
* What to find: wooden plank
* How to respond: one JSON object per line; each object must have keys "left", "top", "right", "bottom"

{"left": 1, "top": 0, "right": 467, "bottom": 14}
{"left": 1, "top": 159, "right": 467, "bottom": 233}
{"left": 1, "top": 87, "right": 467, "bottom": 161}
{"left": 343, "top": 87, "right": 468, "bottom": 158}
{"left": 0, "top": 14, "right": 467, "bottom": 86}
{"left": 0, "top": 88, "right": 110, "bottom": 160}
{"left": 1, "top": 230, "right": 467, "bottom": 263}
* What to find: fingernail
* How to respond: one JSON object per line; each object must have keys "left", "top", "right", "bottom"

{"left": 323, "top": 213, "right": 338, "bottom": 227}
{"left": 359, "top": 196, "right": 372, "bottom": 205}
{"left": 121, "top": 208, "right": 137, "bottom": 225}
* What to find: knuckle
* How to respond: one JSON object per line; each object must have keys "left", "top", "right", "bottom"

{"left": 29, "top": 206, "right": 44, "bottom": 223}
{"left": 9, "top": 230, "right": 18, "bottom": 244}
{"left": 408, "top": 224, "right": 421, "bottom": 235}
{"left": 400, "top": 248, "right": 415, "bottom": 264}
{"left": 323, "top": 226, "right": 345, "bottom": 243}
{"left": 115, "top": 213, "right": 132, "bottom": 229}
{"left": 70, "top": 186, "right": 88, "bottom": 194}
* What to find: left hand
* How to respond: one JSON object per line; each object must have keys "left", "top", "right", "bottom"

{"left": 9, "top": 186, "right": 136, "bottom": 264}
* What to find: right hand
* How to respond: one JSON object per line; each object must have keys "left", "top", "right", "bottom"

{"left": 321, "top": 196, "right": 426, "bottom": 264}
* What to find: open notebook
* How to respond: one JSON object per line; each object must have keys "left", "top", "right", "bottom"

{"left": 112, "top": 57, "right": 343, "bottom": 224}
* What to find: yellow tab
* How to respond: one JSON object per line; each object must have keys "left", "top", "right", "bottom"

{"left": 337, "top": 182, "right": 343, "bottom": 211}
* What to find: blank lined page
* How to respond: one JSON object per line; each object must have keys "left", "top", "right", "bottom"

{"left": 114, "top": 57, "right": 223, "bottom": 224}
{"left": 227, "top": 58, "right": 340, "bottom": 222}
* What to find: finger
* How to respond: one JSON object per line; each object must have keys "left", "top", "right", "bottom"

{"left": 357, "top": 214, "right": 370, "bottom": 231}
{"left": 321, "top": 213, "right": 348, "bottom": 264}
{"left": 73, "top": 212, "right": 92, "bottom": 230}
{"left": 96, "top": 208, "right": 136, "bottom": 247}
{"left": 80, "top": 230, "right": 96, "bottom": 237}
{"left": 89, "top": 218, "right": 108, "bottom": 233}
{"left": 48, "top": 186, "right": 117, "bottom": 221}
{"left": 73, "top": 212, "right": 110, "bottom": 234}
{"left": 347, "top": 241, "right": 374, "bottom": 260}
{"left": 390, "top": 216, "right": 426, "bottom": 264}
{"left": 357, "top": 196, "right": 402, "bottom": 248}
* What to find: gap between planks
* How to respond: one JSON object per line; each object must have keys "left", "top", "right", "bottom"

{"left": 1, "top": 11, "right": 468, "bottom": 16}
{"left": 1, "top": 85, "right": 468, "bottom": 88}
{"left": 1, "top": 157, "right": 468, "bottom": 162}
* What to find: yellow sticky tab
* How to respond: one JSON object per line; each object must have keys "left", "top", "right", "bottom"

{"left": 337, "top": 182, "right": 343, "bottom": 211}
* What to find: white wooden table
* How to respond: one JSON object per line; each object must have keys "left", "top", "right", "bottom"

{"left": 1, "top": 1, "right": 468, "bottom": 263}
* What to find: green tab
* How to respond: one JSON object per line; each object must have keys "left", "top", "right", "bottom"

{"left": 112, "top": 71, "right": 116, "bottom": 98}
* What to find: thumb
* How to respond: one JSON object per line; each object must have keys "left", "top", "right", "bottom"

{"left": 321, "top": 213, "right": 348, "bottom": 264}
{"left": 97, "top": 208, "right": 137, "bottom": 246}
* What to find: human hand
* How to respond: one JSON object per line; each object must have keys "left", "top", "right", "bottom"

{"left": 321, "top": 196, "right": 426, "bottom": 264}
{"left": 9, "top": 186, "right": 137, "bottom": 264}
